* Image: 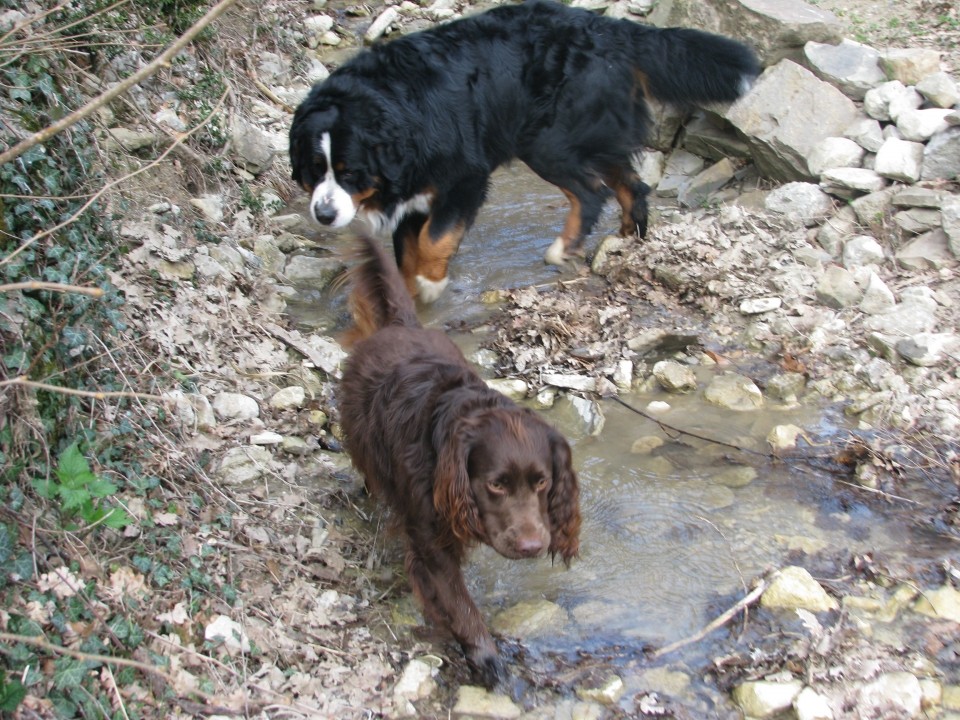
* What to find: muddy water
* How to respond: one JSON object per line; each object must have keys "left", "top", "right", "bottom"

{"left": 289, "top": 165, "right": 940, "bottom": 698}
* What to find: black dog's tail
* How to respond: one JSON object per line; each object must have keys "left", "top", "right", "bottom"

{"left": 628, "top": 24, "right": 761, "bottom": 106}
{"left": 347, "top": 236, "right": 421, "bottom": 342}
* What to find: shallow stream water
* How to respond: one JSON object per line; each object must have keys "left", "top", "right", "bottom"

{"left": 287, "top": 165, "right": 953, "bottom": 708}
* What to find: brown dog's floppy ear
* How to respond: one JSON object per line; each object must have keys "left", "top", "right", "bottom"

{"left": 433, "top": 418, "right": 485, "bottom": 547}
{"left": 547, "top": 428, "right": 581, "bottom": 565}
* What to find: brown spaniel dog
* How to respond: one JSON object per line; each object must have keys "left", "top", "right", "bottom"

{"left": 339, "top": 236, "right": 581, "bottom": 683}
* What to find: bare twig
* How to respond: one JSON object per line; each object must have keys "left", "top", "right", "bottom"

{"left": 0, "top": 0, "right": 241, "bottom": 167}
{"left": 0, "top": 281, "right": 105, "bottom": 297}
{"left": 651, "top": 576, "right": 771, "bottom": 659}
{"left": 0, "top": 376, "right": 166, "bottom": 402}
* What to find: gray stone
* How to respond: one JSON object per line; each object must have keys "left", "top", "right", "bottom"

{"left": 230, "top": 119, "right": 275, "bottom": 175}
{"left": 863, "top": 81, "right": 922, "bottom": 122}
{"left": 916, "top": 70, "right": 960, "bottom": 108}
{"left": 843, "top": 116, "right": 885, "bottom": 152}
{"left": 766, "top": 372, "right": 806, "bottom": 401}
{"left": 858, "top": 672, "right": 922, "bottom": 720}
{"left": 734, "top": 680, "right": 804, "bottom": 719}
{"left": 896, "top": 108, "right": 952, "bottom": 142}
{"left": 212, "top": 392, "right": 260, "bottom": 420}
{"left": 896, "top": 333, "right": 960, "bottom": 367}
{"left": 542, "top": 373, "right": 597, "bottom": 392}
{"left": 859, "top": 272, "right": 896, "bottom": 315}
{"left": 218, "top": 446, "right": 274, "bottom": 484}
{"left": 819, "top": 167, "right": 886, "bottom": 198}
{"left": 842, "top": 235, "right": 885, "bottom": 268}
{"left": 804, "top": 39, "right": 885, "bottom": 100}
{"left": 894, "top": 208, "right": 941, "bottom": 235}
{"left": 452, "top": 686, "right": 521, "bottom": 719}
{"left": 269, "top": 386, "right": 306, "bottom": 410}
{"left": 891, "top": 187, "right": 946, "bottom": 209}
{"left": 253, "top": 236, "right": 286, "bottom": 275}
{"left": 283, "top": 254, "right": 345, "bottom": 289}
{"left": 678, "top": 157, "right": 735, "bottom": 208}
{"left": 767, "top": 424, "right": 805, "bottom": 450}
{"left": 922, "top": 127, "right": 960, "bottom": 181}
{"left": 703, "top": 373, "right": 764, "bottom": 411}
{"left": 896, "top": 229, "right": 957, "bottom": 270}
{"left": 914, "top": 584, "right": 960, "bottom": 622}
{"left": 569, "top": 396, "right": 605, "bottom": 436}
{"left": 486, "top": 378, "right": 528, "bottom": 400}
{"left": 808, "top": 137, "right": 865, "bottom": 176}
{"left": 816, "top": 265, "right": 862, "bottom": 308}
{"left": 652, "top": 360, "right": 698, "bottom": 392}
{"left": 250, "top": 431, "right": 283, "bottom": 445}
{"left": 941, "top": 194, "right": 960, "bottom": 256}
{"left": 650, "top": 0, "right": 842, "bottom": 64}
{"left": 740, "top": 297, "right": 782, "bottom": 314}
{"left": 656, "top": 148, "right": 704, "bottom": 197}
{"left": 762, "top": 565, "right": 838, "bottom": 611}
{"left": 364, "top": 7, "right": 399, "bottom": 43}
{"left": 681, "top": 113, "right": 752, "bottom": 160}
{"left": 104, "top": 127, "right": 160, "bottom": 153}
{"left": 765, "top": 182, "right": 834, "bottom": 226}
{"left": 875, "top": 137, "right": 925, "bottom": 183}
{"left": 190, "top": 194, "right": 225, "bottom": 224}
{"left": 726, "top": 61, "right": 858, "bottom": 181}
{"left": 879, "top": 48, "right": 943, "bottom": 85}
{"left": 863, "top": 289, "right": 938, "bottom": 335}
{"left": 715, "top": 465, "right": 758, "bottom": 487}
{"left": 817, "top": 205, "right": 858, "bottom": 257}
{"left": 794, "top": 687, "right": 835, "bottom": 720}
{"left": 850, "top": 188, "right": 895, "bottom": 228}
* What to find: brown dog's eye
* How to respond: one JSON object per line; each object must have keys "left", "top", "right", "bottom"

{"left": 534, "top": 476, "right": 549, "bottom": 492}
{"left": 486, "top": 480, "right": 507, "bottom": 496}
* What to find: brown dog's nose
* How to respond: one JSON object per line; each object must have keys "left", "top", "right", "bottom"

{"left": 515, "top": 534, "right": 545, "bottom": 557}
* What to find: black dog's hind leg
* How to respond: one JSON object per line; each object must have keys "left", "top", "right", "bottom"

{"left": 603, "top": 163, "right": 650, "bottom": 239}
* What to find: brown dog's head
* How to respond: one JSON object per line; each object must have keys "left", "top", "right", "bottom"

{"left": 434, "top": 407, "right": 581, "bottom": 564}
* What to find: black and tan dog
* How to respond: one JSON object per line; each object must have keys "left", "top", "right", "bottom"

{"left": 290, "top": 0, "right": 759, "bottom": 301}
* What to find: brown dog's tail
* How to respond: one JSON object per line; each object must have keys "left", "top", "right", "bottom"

{"left": 347, "top": 235, "right": 421, "bottom": 342}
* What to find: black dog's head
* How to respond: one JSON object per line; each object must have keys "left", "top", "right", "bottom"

{"left": 289, "top": 93, "right": 383, "bottom": 228}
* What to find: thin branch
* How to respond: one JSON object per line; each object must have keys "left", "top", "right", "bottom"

{"left": 651, "top": 576, "right": 771, "bottom": 659}
{"left": 0, "top": 376, "right": 166, "bottom": 402}
{"left": 0, "top": 281, "right": 105, "bottom": 297}
{"left": 0, "top": 0, "right": 241, "bottom": 167}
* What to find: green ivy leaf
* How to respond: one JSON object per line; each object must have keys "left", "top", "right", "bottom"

{"left": 0, "top": 675, "right": 27, "bottom": 713}
{"left": 0, "top": 524, "right": 11, "bottom": 563}
{"left": 56, "top": 443, "right": 90, "bottom": 483}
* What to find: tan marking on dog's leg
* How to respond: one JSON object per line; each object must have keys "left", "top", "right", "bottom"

{"left": 544, "top": 189, "right": 582, "bottom": 265}
{"left": 404, "top": 221, "right": 464, "bottom": 303}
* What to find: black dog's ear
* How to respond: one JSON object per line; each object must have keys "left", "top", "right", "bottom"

{"left": 289, "top": 104, "right": 340, "bottom": 184}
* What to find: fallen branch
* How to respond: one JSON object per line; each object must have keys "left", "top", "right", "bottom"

{"left": 0, "top": 376, "right": 166, "bottom": 402}
{"left": 0, "top": 281, "right": 105, "bottom": 297}
{"left": 607, "top": 395, "right": 772, "bottom": 458}
{"left": 0, "top": 0, "right": 241, "bottom": 168}
{"left": 650, "top": 575, "right": 771, "bottom": 659}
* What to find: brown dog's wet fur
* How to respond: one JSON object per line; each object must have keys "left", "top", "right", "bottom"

{"left": 339, "top": 236, "right": 580, "bottom": 684}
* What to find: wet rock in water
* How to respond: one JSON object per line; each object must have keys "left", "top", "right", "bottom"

{"left": 576, "top": 674, "right": 625, "bottom": 706}
{"left": 858, "top": 672, "right": 922, "bottom": 719}
{"left": 635, "top": 666, "right": 691, "bottom": 697}
{"left": 452, "top": 685, "right": 521, "bottom": 719}
{"left": 533, "top": 386, "right": 558, "bottom": 409}
{"left": 794, "top": 686, "right": 835, "bottom": 720}
{"left": 217, "top": 446, "right": 274, "bottom": 484}
{"left": 631, "top": 435, "right": 665, "bottom": 455}
{"left": 568, "top": 395, "right": 605, "bottom": 436}
{"left": 715, "top": 465, "right": 758, "bottom": 487}
{"left": 646, "top": 400, "right": 671, "bottom": 414}
{"left": 652, "top": 360, "right": 697, "bottom": 393}
{"left": 704, "top": 373, "right": 764, "bottom": 411}
{"left": 612, "top": 359, "right": 633, "bottom": 390}
{"left": 269, "top": 385, "right": 306, "bottom": 410}
{"left": 767, "top": 424, "right": 805, "bottom": 450}
{"left": 765, "top": 182, "right": 834, "bottom": 226}
{"left": 486, "top": 377, "right": 527, "bottom": 400}
{"left": 762, "top": 566, "right": 838, "bottom": 612}
{"left": 765, "top": 372, "right": 807, "bottom": 402}
{"left": 492, "top": 599, "right": 569, "bottom": 640}
{"left": 283, "top": 254, "right": 345, "bottom": 289}
{"left": 816, "top": 266, "right": 862, "bottom": 309}
{"left": 913, "top": 584, "right": 960, "bottom": 623}
{"left": 733, "top": 678, "right": 804, "bottom": 719}
{"left": 213, "top": 392, "right": 260, "bottom": 420}
{"left": 541, "top": 373, "right": 597, "bottom": 393}
{"left": 896, "top": 332, "right": 960, "bottom": 367}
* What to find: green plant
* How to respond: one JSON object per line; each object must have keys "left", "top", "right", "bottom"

{"left": 33, "top": 444, "right": 132, "bottom": 530}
